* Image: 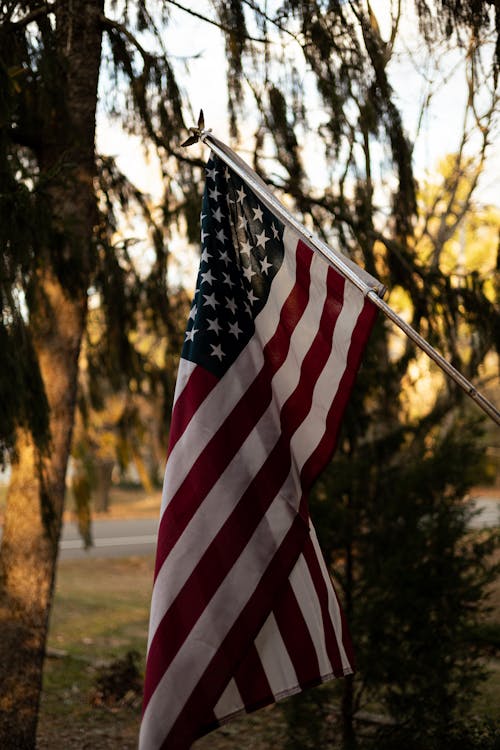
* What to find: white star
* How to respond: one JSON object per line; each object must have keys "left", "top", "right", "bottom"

{"left": 200, "top": 212, "right": 207, "bottom": 222}
{"left": 188, "top": 304, "right": 198, "bottom": 321}
{"left": 201, "top": 229, "right": 209, "bottom": 242}
{"left": 244, "top": 302, "right": 252, "bottom": 316}
{"left": 201, "top": 269, "right": 216, "bottom": 285}
{"left": 243, "top": 265, "right": 256, "bottom": 282}
{"left": 255, "top": 229, "right": 269, "bottom": 249}
{"left": 223, "top": 167, "right": 230, "bottom": 181}
{"left": 207, "top": 318, "right": 222, "bottom": 335}
{"left": 219, "top": 250, "right": 230, "bottom": 266}
{"left": 222, "top": 272, "right": 235, "bottom": 288}
{"left": 203, "top": 292, "right": 218, "bottom": 309}
{"left": 210, "top": 343, "right": 225, "bottom": 361}
{"left": 240, "top": 239, "right": 252, "bottom": 257}
{"left": 247, "top": 288, "right": 259, "bottom": 305}
{"left": 260, "top": 256, "right": 272, "bottom": 274}
{"left": 252, "top": 205, "right": 264, "bottom": 223}
{"left": 236, "top": 186, "right": 247, "bottom": 204}
{"left": 209, "top": 186, "right": 221, "bottom": 201}
{"left": 201, "top": 248, "right": 212, "bottom": 263}
{"left": 228, "top": 321, "right": 243, "bottom": 339}
{"left": 206, "top": 166, "right": 218, "bottom": 181}
{"left": 225, "top": 297, "right": 237, "bottom": 315}
{"left": 271, "top": 223, "right": 280, "bottom": 239}
{"left": 238, "top": 215, "right": 248, "bottom": 230}
{"left": 212, "top": 207, "right": 224, "bottom": 223}
{"left": 185, "top": 327, "right": 199, "bottom": 342}
{"left": 216, "top": 229, "right": 227, "bottom": 243}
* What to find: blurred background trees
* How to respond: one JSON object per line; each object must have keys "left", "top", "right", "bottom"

{"left": 0, "top": 1, "right": 499, "bottom": 748}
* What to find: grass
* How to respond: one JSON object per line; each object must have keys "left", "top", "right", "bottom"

{"left": 37, "top": 556, "right": 153, "bottom": 749}
{"left": 47, "top": 556, "right": 153, "bottom": 661}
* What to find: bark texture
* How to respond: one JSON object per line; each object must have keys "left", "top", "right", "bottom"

{"left": 0, "top": 2, "right": 103, "bottom": 746}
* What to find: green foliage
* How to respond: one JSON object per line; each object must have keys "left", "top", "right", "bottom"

{"left": 374, "top": 716, "right": 500, "bottom": 750}
{"left": 309, "top": 408, "right": 499, "bottom": 747}
{"left": 283, "top": 683, "right": 340, "bottom": 750}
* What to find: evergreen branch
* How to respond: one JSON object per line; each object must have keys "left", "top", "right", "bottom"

{"left": 100, "top": 14, "right": 154, "bottom": 62}
{"left": 240, "top": 0, "right": 302, "bottom": 44}
{"left": 165, "top": 0, "right": 269, "bottom": 44}
{"left": 8, "top": 3, "right": 54, "bottom": 28}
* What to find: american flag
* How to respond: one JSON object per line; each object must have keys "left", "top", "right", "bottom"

{"left": 139, "top": 152, "right": 379, "bottom": 749}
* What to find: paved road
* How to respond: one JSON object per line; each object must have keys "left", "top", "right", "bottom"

{"left": 60, "top": 517, "right": 158, "bottom": 560}
{"left": 1, "top": 497, "right": 497, "bottom": 560}
{"left": 58, "top": 496, "right": 499, "bottom": 560}
{"left": 468, "top": 496, "right": 500, "bottom": 529}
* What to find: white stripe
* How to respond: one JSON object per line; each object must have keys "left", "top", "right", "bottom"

{"left": 254, "top": 612, "right": 299, "bottom": 700}
{"left": 171, "top": 359, "right": 197, "bottom": 408}
{"left": 140, "top": 469, "right": 300, "bottom": 750}
{"left": 213, "top": 678, "right": 244, "bottom": 721}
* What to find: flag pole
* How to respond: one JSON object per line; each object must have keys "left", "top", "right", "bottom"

{"left": 186, "top": 123, "right": 500, "bottom": 427}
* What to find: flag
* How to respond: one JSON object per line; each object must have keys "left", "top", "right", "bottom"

{"left": 140, "top": 151, "right": 380, "bottom": 750}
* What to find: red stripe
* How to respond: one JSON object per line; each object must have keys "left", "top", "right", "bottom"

{"left": 301, "top": 535, "right": 347, "bottom": 676}
{"left": 300, "top": 297, "right": 377, "bottom": 491}
{"left": 234, "top": 642, "right": 274, "bottom": 710}
{"left": 144, "top": 266, "right": 346, "bottom": 709}
{"left": 153, "top": 242, "right": 313, "bottom": 580}
{"left": 272, "top": 578, "right": 322, "bottom": 687}
{"left": 160, "top": 512, "right": 309, "bottom": 749}
{"left": 167, "top": 365, "right": 218, "bottom": 453}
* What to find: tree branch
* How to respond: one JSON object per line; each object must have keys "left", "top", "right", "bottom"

{"left": 165, "top": 0, "right": 269, "bottom": 44}
{"left": 100, "top": 14, "right": 154, "bottom": 62}
{"left": 240, "top": 0, "right": 302, "bottom": 44}
{"left": 8, "top": 2, "right": 54, "bottom": 28}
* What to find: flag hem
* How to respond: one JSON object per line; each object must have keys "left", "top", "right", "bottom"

{"left": 197, "top": 667, "right": 355, "bottom": 740}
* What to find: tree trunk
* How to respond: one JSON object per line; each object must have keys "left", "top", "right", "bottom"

{"left": 341, "top": 538, "right": 357, "bottom": 750}
{"left": 0, "top": 3, "right": 103, "bottom": 746}
{"left": 94, "top": 459, "right": 114, "bottom": 513}
{"left": 0, "top": 278, "right": 86, "bottom": 747}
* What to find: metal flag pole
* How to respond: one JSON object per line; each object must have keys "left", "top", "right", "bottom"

{"left": 182, "top": 114, "right": 500, "bottom": 427}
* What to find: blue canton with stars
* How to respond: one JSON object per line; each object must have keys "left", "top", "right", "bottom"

{"left": 182, "top": 154, "right": 285, "bottom": 378}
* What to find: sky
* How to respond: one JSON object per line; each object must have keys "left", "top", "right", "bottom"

{"left": 95, "top": 0, "right": 500, "bottom": 283}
